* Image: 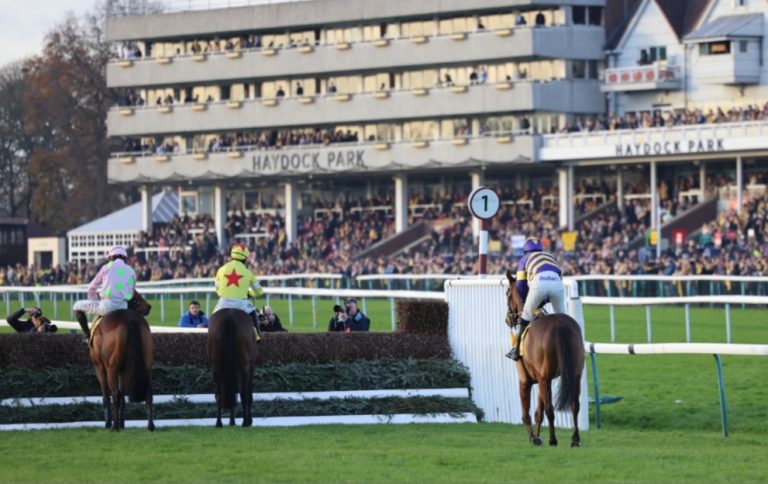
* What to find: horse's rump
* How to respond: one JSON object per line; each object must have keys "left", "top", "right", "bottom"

{"left": 96, "top": 310, "right": 152, "bottom": 403}
{"left": 208, "top": 309, "right": 255, "bottom": 410}
{"left": 525, "top": 314, "right": 585, "bottom": 411}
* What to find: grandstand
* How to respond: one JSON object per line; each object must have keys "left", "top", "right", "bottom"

{"left": 3, "top": 0, "right": 768, "bottom": 285}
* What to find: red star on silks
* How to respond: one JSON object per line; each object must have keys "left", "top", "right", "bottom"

{"left": 224, "top": 269, "right": 243, "bottom": 287}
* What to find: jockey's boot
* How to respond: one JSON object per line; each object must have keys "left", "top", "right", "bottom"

{"left": 75, "top": 311, "right": 90, "bottom": 340}
{"left": 505, "top": 318, "right": 530, "bottom": 361}
{"left": 248, "top": 311, "right": 263, "bottom": 343}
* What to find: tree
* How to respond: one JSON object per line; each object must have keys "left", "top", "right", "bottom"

{"left": 0, "top": 63, "right": 34, "bottom": 218}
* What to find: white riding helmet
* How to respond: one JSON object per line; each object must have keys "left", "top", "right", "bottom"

{"left": 108, "top": 246, "right": 128, "bottom": 258}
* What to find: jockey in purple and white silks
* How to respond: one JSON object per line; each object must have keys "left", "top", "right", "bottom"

{"left": 73, "top": 246, "right": 136, "bottom": 338}
{"left": 507, "top": 237, "right": 567, "bottom": 361}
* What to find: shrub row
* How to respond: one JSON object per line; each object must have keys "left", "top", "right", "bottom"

{"left": 0, "top": 332, "right": 450, "bottom": 369}
{"left": 0, "top": 359, "right": 470, "bottom": 399}
{"left": 396, "top": 300, "right": 448, "bottom": 335}
{"left": 0, "top": 397, "right": 481, "bottom": 425}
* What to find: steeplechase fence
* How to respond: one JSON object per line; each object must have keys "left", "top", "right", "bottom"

{"left": 444, "top": 277, "right": 590, "bottom": 429}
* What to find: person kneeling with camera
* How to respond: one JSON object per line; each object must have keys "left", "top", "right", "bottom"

{"left": 7, "top": 307, "right": 57, "bottom": 333}
{"left": 336, "top": 298, "right": 370, "bottom": 332}
{"left": 257, "top": 305, "right": 287, "bottom": 333}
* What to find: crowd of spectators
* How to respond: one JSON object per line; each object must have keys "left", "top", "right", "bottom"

{"left": 3, "top": 181, "right": 768, "bottom": 288}
{"left": 559, "top": 103, "right": 768, "bottom": 134}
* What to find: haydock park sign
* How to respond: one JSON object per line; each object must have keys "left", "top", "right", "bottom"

{"left": 616, "top": 138, "right": 724, "bottom": 157}
{"left": 252, "top": 149, "right": 366, "bottom": 174}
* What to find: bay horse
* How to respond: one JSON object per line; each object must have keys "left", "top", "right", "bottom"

{"left": 89, "top": 290, "right": 154, "bottom": 432}
{"left": 504, "top": 270, "right": 585, "bottom": 447}
{"left": 207, "top": 309, "right": 258, "bottom": 427}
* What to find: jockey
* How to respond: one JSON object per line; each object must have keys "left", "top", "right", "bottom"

{"left": 214, "top": 243, "right": 264, "bottom": 332}
{"left": 506, "top": 237, "right": 566, "bottom": 361}
{"left": 73, "top": 246, "right": 136, "bottom": 338}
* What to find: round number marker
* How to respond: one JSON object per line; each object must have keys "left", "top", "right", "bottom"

{"left": 468, "top": 186, "right": 500, "bottom": 220}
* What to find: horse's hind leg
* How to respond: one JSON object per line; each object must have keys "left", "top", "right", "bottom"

{"left": 534, "top": 384, "right": 546, "bottom": 443}
{"left": 570, "top": 394, "right": 581, "bottom": 448}
{"left": 146, "top": 371, "right": 155, "bottom": 432}
{"left": 542, "top": 380, "right": 557, "bottom": 446}
{"left": 519, "top": 379, "right": 540, "bottom": 446}
{"left": 241, "top": 370, "right": 253, "bottom": 427}
{"left": 215, "top": 390, "right": 223, "bottom": 428}
{"left": 107, "top": 367, "right": 120, "bottom": 432}
{"left": 229, "top": 405, "right": 236, "bottom": 426}
{"left": 96, "top": 365, "right": 111, "bottom": 429}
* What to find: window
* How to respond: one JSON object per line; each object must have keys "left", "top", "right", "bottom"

{"left": 739, "top": 40, "right": 748, "bottom": 53}
{"left": 571, "top": 60, "right": 586, "bottom": 79}
{"left": 648, "top": 46, "right": 667, "bottom": 62}
{"left": 572, "top": 6, "right": 586, "bottom": 25}
{"left": 700, "top": 41, "right": 731, "bottom": 55}
{"left": 588, "top": 7, "right": 602, "bottom": 25}
{"left": 588, "top": 60, "right": 599, "bottom": 79}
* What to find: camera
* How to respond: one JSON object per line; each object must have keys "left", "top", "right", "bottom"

{"left": 257, "top": 314, "right": 266, "bottom": 323}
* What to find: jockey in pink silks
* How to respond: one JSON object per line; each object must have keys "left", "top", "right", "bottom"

{"left": 73, "top": 246, "right": 136, "bottom": 338}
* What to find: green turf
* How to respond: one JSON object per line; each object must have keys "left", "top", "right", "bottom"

{"left": 0, "top": 424, "right": 766, "bottom": 483}
{"left": 1, "top": 299, "right": 767, "bottom": 481}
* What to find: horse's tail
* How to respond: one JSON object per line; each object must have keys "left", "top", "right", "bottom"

{"left": 126, "top": 318, "right": 148, "bottom": 403}
{"left": 218, "top": 316, "right": 239, "bottom": 409}
{"left": 555, "top": 324, "right": 581, "bottom": 412}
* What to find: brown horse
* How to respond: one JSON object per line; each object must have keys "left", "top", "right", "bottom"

{"left": 89, "top": 291, "right": 154, "bottom": 432}
{"left": 504, "top": 270, "right": 585, "bottom": 447}
{"left": 207, "top": 309, "right": 257, "bottom": 428}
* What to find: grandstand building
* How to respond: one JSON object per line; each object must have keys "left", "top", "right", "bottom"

{"left": 103, "top": 0, "right": 606, "bottom": 255}
{"left": 94, "top": 0, "right": 768, "bottom": 264}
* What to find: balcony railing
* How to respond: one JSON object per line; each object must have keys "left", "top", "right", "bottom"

{"left": 108, "top": 132, "right": 536, "bottom": 183}
{"left": 601, "top": 64, "right": 682, "bottom": 92}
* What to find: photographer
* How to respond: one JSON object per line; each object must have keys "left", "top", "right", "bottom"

{"left": 258, "top": 305, "right": 287, "bottom": 333}
{"left": 7, "top": 307, "right": 57, "bottom": 333}
{"left": 328, "top": 304, "right": 346, "bottom": 332}
{"left": 337, "top": 298, "right": 370, "bottom": 332}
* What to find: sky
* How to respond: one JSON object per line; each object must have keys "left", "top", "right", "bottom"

{"left": 0, "top": 0, "right": 95, "bottom": 67}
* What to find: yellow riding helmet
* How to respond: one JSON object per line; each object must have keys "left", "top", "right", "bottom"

{"left": 230, "top": 243, "right": 249, "bottom": 261}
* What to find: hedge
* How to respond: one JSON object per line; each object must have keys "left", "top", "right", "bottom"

{"left": 0, "top": 332, "right": 450, "bottom": 369}
{"left": 396, "top": 300, "right": 448, "bottom": 335}
{"left": 0, "top": 359, "right": 470, "bottom": 399}
{"left": 0, "top": 397, "right": 481, "bottom": 424}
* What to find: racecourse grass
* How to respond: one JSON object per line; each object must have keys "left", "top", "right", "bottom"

{"left": 0, "top": 424, "right": 766, "bottom": 483}
{"left": 1, "top": 299, "right": 767, "bottom": 482}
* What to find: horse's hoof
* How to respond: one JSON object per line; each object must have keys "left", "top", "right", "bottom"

{"left": 215, "top": 420, "right": 223, "bottom": 428}
{"left": 229, "top": 420, "right": 236, "bottom": 426}
{"left": 550, "top": 439, "right": 558, "bottom": 447}
{"left": 148, "top": 422, "right": 155, "bottom": 432}
{"left": 570, "top": 441, "right": 581, "bottom": 448}
{"left": 531, "top": 437, "right": 543, "bottom": 446}
{"left": 104, "top": 422, "right": 111, "bottom": 429}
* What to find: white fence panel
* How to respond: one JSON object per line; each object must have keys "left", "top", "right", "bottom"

{"left": 444, "top": 277, "right": 588, "bottom": 430}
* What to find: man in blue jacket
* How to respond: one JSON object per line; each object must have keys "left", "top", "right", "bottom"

{"left": 179, "top": 300, "right": 209, "bottom": 328}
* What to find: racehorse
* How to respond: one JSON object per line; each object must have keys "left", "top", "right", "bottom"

{"left": 207, "top": 309, "right": 257, "bottom": 427}
{"left": 89, "top": 290, "right": 154, "bottom": 432}
{"left": 504, "top": 270, "right": 585, "bottom": 447}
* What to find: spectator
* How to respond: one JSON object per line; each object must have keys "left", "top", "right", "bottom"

{"left": 296, "top": 83, "right": 304, "bottom": 96}
{"left": 535, "top": 11, "right": 546, "bottom": 26}
{"left": 479, "top": 67, "right": 488, "bottom": 84}
{"left": 338, "top": 298, "right": 370, "bottom": 332}
{"left": 258, "top": 305, "right": 287, "bottom": 332}
{"left": 328, "top": 304, "right": 346, "bottom": 332}
{"left": 276, "top": 86, "right": 285, "bottom": 98}
{"left": 328, "top": 81, "right": 337, "bottom": 94}
{"left": 179, "top": 300, "right": 209, "bottom": 328}
{"left": 516, "top": 14, "right": 527, "bottom": 26}
{"left": 6, "top": 307, "right": 57, "bottom": 333}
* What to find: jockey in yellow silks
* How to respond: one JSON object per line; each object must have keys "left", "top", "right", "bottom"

{"left": 214, "top": 243, "right": 264, "bottom": 331}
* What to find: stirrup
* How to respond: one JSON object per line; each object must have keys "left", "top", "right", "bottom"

{"left": 505, "top": 347, "right": 521, "bottom": 361}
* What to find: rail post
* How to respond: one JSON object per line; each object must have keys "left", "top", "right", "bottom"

{"left": 390, "top": 297, "right": 396, "bottom": 331}
{"left": 609, "top": 305, "right": 616, "bottom": 342}
{"left": 713, "top": 354, "right": 729, "bottom": 437}
{"left": 288, "top": 294, "right": 294, "bottom": 326}
{"left": 160, "top": 294, "right": 165, "bottom": 323}
{"left": 725, "top": 303, "right": 732, "bottom": 343}
{"left": 311, "top": 295, "right": 317, "bottom": 328}
{"left": 685, "top": 304, "right": 691, "bottom": 342}
{"left": 590, "top": 351, "right": 602, "bottom": 429}
{"left": 645, "top": 305, "right": 652, "bottom": 342}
